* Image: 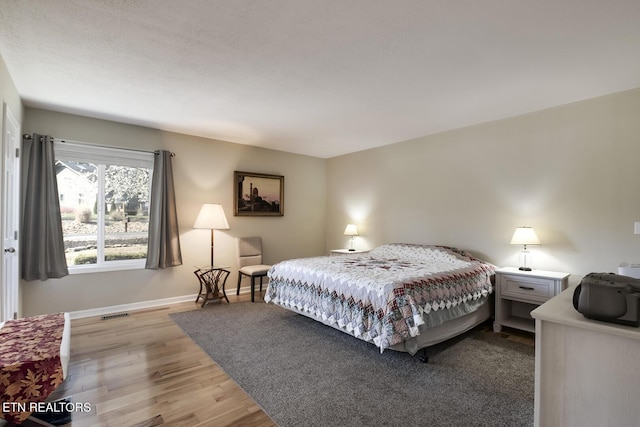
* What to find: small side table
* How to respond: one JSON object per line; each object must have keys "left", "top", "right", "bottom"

{"left": 493, "top": 267, "right": 570, "bottom": 333}
{"left": 330, "top": 249, "right": 369, "bottom": 256}
{"left": 194, "top": 267, "right": 230, "bottom": 307}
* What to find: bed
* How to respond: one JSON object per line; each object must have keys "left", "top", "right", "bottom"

{"left": 0, "top": 312, "right": 71, "bottom": 424}
{"left": 265, "top": 244, "right": 496, "bottom": 356}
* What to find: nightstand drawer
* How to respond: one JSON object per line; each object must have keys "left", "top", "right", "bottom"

{"left": 501, "top": 275, "right": 553, "bottom": 301}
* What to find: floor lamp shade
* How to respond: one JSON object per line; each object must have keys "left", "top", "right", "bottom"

{"left": 194, "top": 204, "right": 229, "bottom": 266}
{"left": 194, "top": 204, "right": 230, "bottom": 230}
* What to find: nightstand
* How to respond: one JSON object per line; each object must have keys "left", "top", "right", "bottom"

{"left": 330, "top": 249, "right": 369, "bottom": 256}
{"left": 493, "top": 267, "right": 569, "bottom": 333}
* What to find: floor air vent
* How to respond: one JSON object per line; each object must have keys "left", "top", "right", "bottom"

{"left": 101, "top": 312, "right": 129, "bottom": 320}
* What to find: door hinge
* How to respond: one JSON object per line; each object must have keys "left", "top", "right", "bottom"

{"left": 15, "top": 148, "right": 19, "bottom": 158}
{"left": 13, "top": 312, "right": 17, "bottom": 320}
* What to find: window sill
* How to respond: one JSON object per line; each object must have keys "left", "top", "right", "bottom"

{"left": 68, "top": 260, "right": 147, "bottom": 274}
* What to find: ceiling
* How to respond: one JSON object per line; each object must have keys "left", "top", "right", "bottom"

{"left": 1, "top": 1, "right": 640, "bottom": 158}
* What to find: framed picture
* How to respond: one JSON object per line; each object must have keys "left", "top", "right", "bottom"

{"left": 234, "top": 171, "right": 284, "bottom": 216}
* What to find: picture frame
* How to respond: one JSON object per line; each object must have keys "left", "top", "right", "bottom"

{"left": 234, "top": 171, "right": 284, "bottom": 216}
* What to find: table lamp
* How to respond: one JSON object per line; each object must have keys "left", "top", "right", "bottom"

{"left": 510, "top": 226, "right": 540, "bottom": 271}
{"left": 344, "top": 224, "right": 358, "bottom": 251}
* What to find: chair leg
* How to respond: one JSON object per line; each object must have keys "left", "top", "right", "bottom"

{"left": 251, "top": 276, "right": 255, "bottom": 302}
{"left": 237, "top": 273, "right": 242, "bottom": 295}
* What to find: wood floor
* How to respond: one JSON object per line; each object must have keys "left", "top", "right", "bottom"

{"left": 4, "top": 292, "right": 534, "bottom": 427}
{"left": 40, "top": 292, "right": 276, "bottom": 427}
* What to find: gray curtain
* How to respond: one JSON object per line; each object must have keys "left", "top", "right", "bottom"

{"left": 21, "top": 134, "right": 69, "bottom": 281}
{"left": 145, "top": 150, "right": 182, "bottom": 269}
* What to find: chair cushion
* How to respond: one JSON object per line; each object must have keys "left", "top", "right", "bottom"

{"left": 239, "top": 264, "right": 271, "bottom": 276}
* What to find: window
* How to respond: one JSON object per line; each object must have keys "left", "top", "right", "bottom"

{"left": 54, "top": 142, "right": 154, "bottom": 273}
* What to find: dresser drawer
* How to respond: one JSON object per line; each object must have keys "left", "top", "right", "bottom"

{"left": 500, "top": 274, "right": 554, "bottom": 302}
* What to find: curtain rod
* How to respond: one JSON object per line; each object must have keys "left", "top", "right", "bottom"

{"left": 23, "top": 134, "right": 174, "bottom": 156}
{"left": 54, "top": 138, "right": 158, "bottom": 155}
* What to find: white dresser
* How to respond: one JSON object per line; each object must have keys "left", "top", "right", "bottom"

{"left": 531, "top": 286, "right": 640, "bottom": 427}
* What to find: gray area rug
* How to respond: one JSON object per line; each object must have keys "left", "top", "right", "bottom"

{"left": 170, "top": 302, "right": 534, "bottom": 427}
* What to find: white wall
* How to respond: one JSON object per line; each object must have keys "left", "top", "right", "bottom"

{"left": 326, "top": 88, "right": 640, "bottom": 286}
{"left": 0, "top": 54, "right": 22, "bottom": 123}
{"left": 21, "top": 108, "right": 326, "bottom": 316}
{"left": 1, "top": 53, "right": 24, "bottom": 316}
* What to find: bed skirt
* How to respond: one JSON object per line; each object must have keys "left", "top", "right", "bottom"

{"left": 284, "top": 295, "right": 492, "bottom": 356}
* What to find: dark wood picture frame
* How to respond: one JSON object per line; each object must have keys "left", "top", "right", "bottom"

{"left": 234, "top": 171, "right": 284, "bottom": 216}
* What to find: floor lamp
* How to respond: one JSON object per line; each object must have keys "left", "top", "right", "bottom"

{"left": 193, "top": 203, "right": 230, "bottom": 266}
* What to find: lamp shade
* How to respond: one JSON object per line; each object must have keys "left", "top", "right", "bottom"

{"left": 193, "top": 204, "right": 229, "bottom": 230}
{"left": 343, "top": 224, "right": 359, "bottom": 236}
{"left": 510, "top": 227, "right": 540, "bottom": 246}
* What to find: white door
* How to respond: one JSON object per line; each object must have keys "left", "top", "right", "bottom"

{"left": 2, "top": 104, "right": 20, "bottom": 321}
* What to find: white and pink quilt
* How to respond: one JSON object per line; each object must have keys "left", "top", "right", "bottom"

{"left": 266, "top": 244, "right": 495, "bottom": 352}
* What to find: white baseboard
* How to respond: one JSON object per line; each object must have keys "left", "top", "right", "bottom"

{"left": 69, "top": 294, "right": 198, "bottom": 320}
{"left": 69, "top": 288, "right": 256, "bottom": 320}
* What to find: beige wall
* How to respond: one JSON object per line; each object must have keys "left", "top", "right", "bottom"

{"left": 21, "top": 108, "right": 326, "bottom": 316}
{"left": 13, "top": 81, "right": 640, "bottom": 313}
{"left": 327, "top": 88, "right": 640, "bottom": 286}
